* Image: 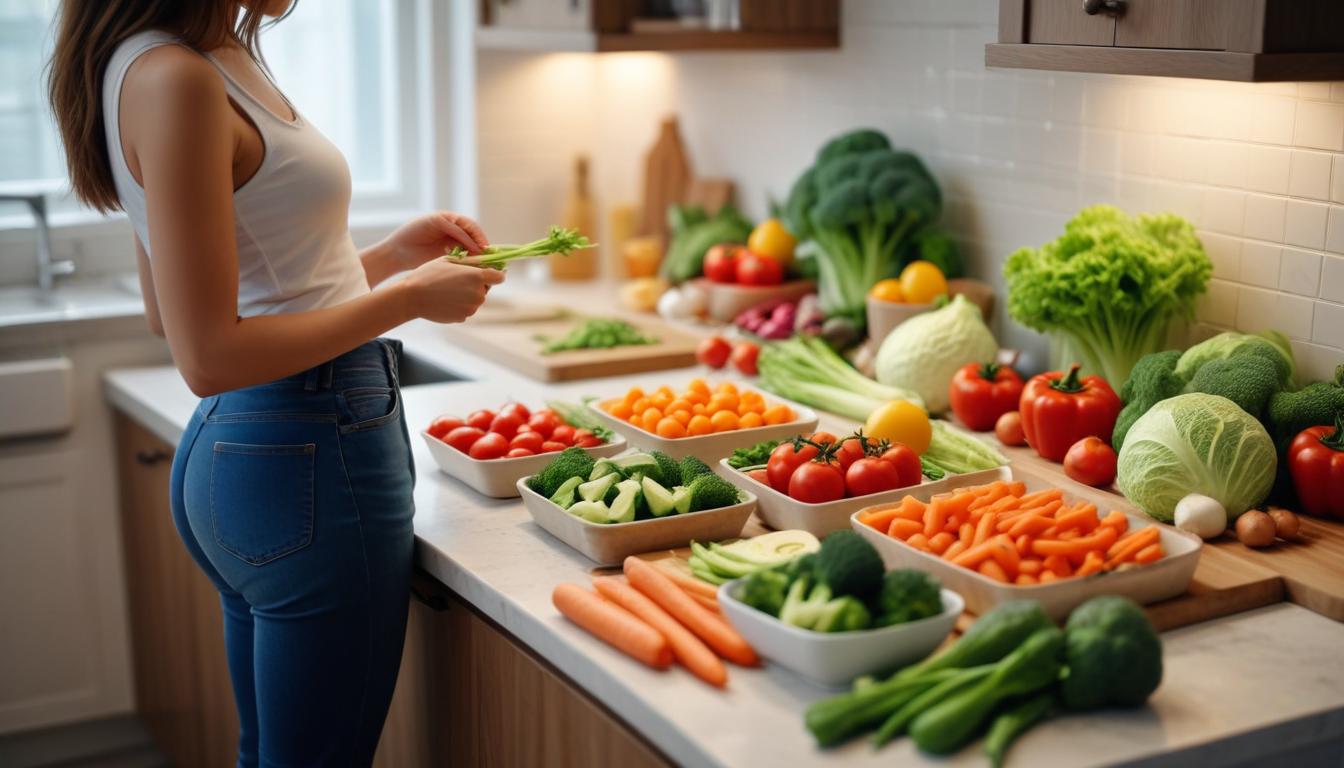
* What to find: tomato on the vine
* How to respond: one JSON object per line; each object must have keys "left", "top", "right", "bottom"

{"left": 767, "top": 441, "right": 819, "bottom": 492}
{"left": 834, "top": 436, "right": 868, "bottom": 471}
{"left": 879, "top": 444, "right": 923, "bottom": 488}
{"left": 789, "top": 461, "right": 846, "bottom": 504}
{"left": 845, "top": 457, "right": 903, "bottom": 497}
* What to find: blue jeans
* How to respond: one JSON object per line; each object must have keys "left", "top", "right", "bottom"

{"left": 169, "top": 339, "right": 416, "bottom": 767}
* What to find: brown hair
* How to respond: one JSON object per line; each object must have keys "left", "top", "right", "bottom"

{"left": 47, "top": 1, "right": 289, "bottom": 212}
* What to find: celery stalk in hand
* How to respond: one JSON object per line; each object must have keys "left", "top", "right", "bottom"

{"left": 446, "top": 226, "right": 594, "bottom": 268}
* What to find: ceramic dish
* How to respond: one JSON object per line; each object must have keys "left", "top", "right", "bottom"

{"left": 690, "top": 278, "right": 816, "bottom": 323}
{"left": 850, "top": 465, "right": 1202, "bottom": 620}
{"left": 516, "top": 477, "right": 757, "bottom": 566}
{"left": 586, "top": 398, "right": 819, "bottom": 462}
{"left": 720, "top": 461, "right": 1010, "bottom": 538}
{"left": 719, "top": 580, "right": 963, "bottom": 688}
{"left": 420, "top": 431, "right": 626, "bottom": 498}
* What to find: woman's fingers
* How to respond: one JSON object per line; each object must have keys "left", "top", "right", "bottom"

{"left": 435, "top": 212, "right": 489, "bottom": 254}
{"left": 479, "top": 267, "right": 506, "bottom": 286}
{"left": 450, "top": 214, "right": 490, "bottom": 248}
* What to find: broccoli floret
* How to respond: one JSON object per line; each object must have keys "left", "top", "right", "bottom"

{"left": 527, "top": 447, "right": 596, "bottom": 497}
{"left": 678, "top": 455, "right": 715, "bottom": 484}
{"left": 739, "top": 568, "right": 790, "bottom": 617}
{"left": 1267, "top": 364, "right": 1344, "bottom": 449}
{"left": 1183, "top": 354, "right": 1281, "bottom": 421}
{"left": 905, "top": 228, "right": 963, "bottom": 279}
{"left": 779, "top": 574, "right": 831, "bottom": 629}
{"left": 1113, "top": 350, "right": 1183, "bottom": 450}
{"left": 815, "top": 530, "right": 884, "bottom": 599}
{"left": 686, "top": 473, "right": 740, "bottom": 512}
{"left": 813, "top": 596, "right": 873, "bottom": 633}
{"left": 1060, "top": 596, "right": 1162, "bottom": 711}
{"left": 874, "top": 569, "right": 943, "bottom": 627}
{"left": 1175, "top": 330, "right": 1295, "bottom": 389}
{"left": 649, "top": 450, "right": 682, "bottom": 488}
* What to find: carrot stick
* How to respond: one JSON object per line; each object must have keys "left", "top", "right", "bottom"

{"left": 859, "top": 507, "right": 899, "bottom": 532}
{"left": 657, "top": 564, "right": 720, "bottom": 603}
{"left": 1030, "top": 526, "right": 1119, "bottom": 557}
{"left": 1015, "top": 573, "right": 1039, "bottom": 586}
{"left": 943, "top": 540, "right": 968, "bottom": 561}
{"left": 959, "top": 522, "right": 976, "bottom": 544}
{"left": 888, "top": 518, "right": 923, "bottom": 540}
{"left": 973, "top": 511, "right": 998, "bottom": 546}
{"left": 1106, "top": 526, "right": 1160, "bottom": 562}
{"left": 906, "top": 533, "right": 931, "bottom": 551}
{"left": 552, "top": 584, "right": 672, "bottom": 669}
{"left": 1133, "top": 543, "right": 1164, "bottom": 564}
{"left": 1074, "top": 550, "right": 1105, "bottom": 577}
{"left": 1043, "top": 554, "right": 1073, "bottom": 578}
{"left": 1018, "top": 558, "right": 1043, "bottom": 575}
{"left": 942, "top": 491, "right": 979, "bottom": 520}
{"left": 689, "top": 592, "right": 722, "bottom": 613}
{"left": 924, "top": 497, "right": 949, "bottom": 539}
{"left": 988, "top": 535, "right": 1020, "bottom": 578}
{"left": 1015, "top": 534, "right": 1032, "bottom": 556}
{"left": 1005, "top": 481, "right": 1027, "bottom": 497}
{"left": 1005, "top": 515, "right": 1056, "bottom": 537}
{"left": 928, "top": 531, "right": 956, "bottom": 555}
{"left": 978, "top": 559, "right": 1009, "bottom": 582}
{"left": 623, "top": 557, "right": 758, "bottom": 667}
{"left": 984, "top": 494, "right": 1023, "bottom": 516}
{"left": 593, "top": 577, "right": 727, "bottom": 687}
{"left": 1038, "top": 570, "right": 1058, "bottom": 584}
{"left": 944, "top": 513, "right": 965, "bottom": 533}
{"left": 1054, "top": 503, "right": 1099, "bottom": 533}
{"left": 1099, "top": 510, "right": 1129, "bottom": 535}
{"left": 967, "top": 483, "right": 1011, "bottom": 512}
{"left": 894, "top": 496, "right": 926, "bottom": 521}
{"left": 1016, "top": 488, "right": 1063, "bottom": 508}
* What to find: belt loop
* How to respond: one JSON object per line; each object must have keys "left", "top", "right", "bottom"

{"left": 383, "top": 339, "right": 400, "bottom": 389}
{"left": 303, "top": 365, "right": 319, "bottom": 392}
{"left": 319, "top": 361, "right": 335, "bottom": 390}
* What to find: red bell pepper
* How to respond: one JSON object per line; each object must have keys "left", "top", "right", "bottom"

{"left": 1288, "top": 413, "right": 1344, "bottom": 520}
{"left": 949, "top": 362, "right": 1024, "bottom": 432}
{"left": 1019, "top": 364, "right": 1121, "bottom": 462}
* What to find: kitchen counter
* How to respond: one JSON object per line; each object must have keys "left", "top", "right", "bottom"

{"left": 104, "top": 306, "right": 1344, "bottom": 767}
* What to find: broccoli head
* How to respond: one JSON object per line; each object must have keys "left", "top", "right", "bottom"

{"left": 678, "top": 455, "right": 715, "bottom": 484}
{"left": 874, "top": 569, "right": 944, "bottom": 627}
{"left": 738, "top": 567, "right": 790, "bottom": 617}
{"left": 1267, "top": 364, "right": 1344, "bottom": 449}
{"left": 813, "top": 596, "right": 873, "bottom": 633}
{"left": 905, "top": 228, "right": 963, "bottom": 279}
{"left": 1175, "top": 330, "right": 1295, "bottom": 389}
{"left": 686, "top": 473, "right": 740, "bottom": 512}
{"left": 815, "top": 530, "right": 884, "bottom": 598}
{"left": 649, "top": 451, "right": 682, "bottom": 488}
{"left": 1060, "top": 596, "right": 1163, "bottom": 710}
{"left": 1182, "top": 354, "right": 1281, "bottom": 421}
{"left": 527, "top": 447, "right": 596, "bottom": 497}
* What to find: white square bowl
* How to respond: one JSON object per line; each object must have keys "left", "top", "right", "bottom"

{"left": 719, "top": 460, "right": 1011, "bottom": 539}
{"left": 516, "top": 477, "right": 757, "bottom": 566}
{"left": 718, "top": 580, "right": 964, "bottom": 688}
{"left": 420, "top": 430, "right": 627, "bottom": 498}
{"left": 849, "top": 466, "right": 1203, "bottom": 621}
{"left": 585, "top": 398, "right": 819, "bottom": 462}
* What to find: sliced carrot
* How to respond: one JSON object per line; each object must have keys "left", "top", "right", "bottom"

{"left": 928, "top": 531, "right": 956, "bottom": 555}
{"left": 988, "top": 535, "right": 1020, "bottom": 578}
{"left": 1098, "top": 510, "right": 1129, "bottom": 535}
{"left": 967, "top": 482, "right": 1011, "bottom": 512}
{"left": 623, "top": 557, "right": 757, "bottom": 667}
{"left": 657, "top": 564, "right": 720, "bottom": 603}
{"left": 859, "top": 507, "right": 899, "bottom": 532}
{"left": 1074, "top": 550, "right": 1105, "bottom": 577}
{"left": 553, "top": 584, "right": 672, "bottom": 670}
{"left": 984, "top": 494, "right": 1023, "bottom": 516}
{"left": 893, "top": 496, "right": 926, "bottom": 521}
{"left": 1005, "top": 514, "right": 1055, "bottom": 537}
{"left": 1015, "top": 534, "right": 1033, "bottom": 556}
{"left": 943, "top": 540, "right": 968, "bottom": 561}
{"left": 959, "top": 522, "right": 976, "bottom": 544}
{"left": 1106, "top": 526, "right": 1160, "bottom": 562}
{"left": 943, "top": 491, "right": 979, "bottom": 520}
{"left": 944, "top": 513, "right": 965, "bottom": 533}
{"left": 1016, "top": 488, "right": 1063, "bottom": 508}
{"left": 1133, "top": 543, "right": 1164, "bottom": 564}
{"left": 1054, "top": 503, "right": 1099, "bottom": 533}
{"left": 1038, "top": 570, "right": 1059, "bottom": 584}
{"left": 924, "top": 497, "right": 949, "bottom": 538}
{"left": 906, "top": 533, "right": 931, "bottom": 552}
{"left": 1005, "top": 481, "right": 1027, "bottom": 497}
{"left": 973, "top": 511, "right": 998, "bottom": 546}
{"left": 1043, "top": 554, "right": 1073, "bottom": 578}
{"left": 1031, "top": 526, "right": 1118, "bottom": 557}
{"left": 979, "top": 559, "right": 1009, "bottom": 582}
{"left": 888, "top": 518, "right": 924, "bottom": 540}
{"left": 1015, "top": 573, "right": 1039, "bottom": 586}
{"left": 1018, "top": 558, "right": 1043, "bottom": 576}
{"left": 593, "top": 577, "right": 726, "bottom": 687}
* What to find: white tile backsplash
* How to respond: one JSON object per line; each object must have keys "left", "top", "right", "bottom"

{"left": 1328, "top": 206, "right": 1344, "bottom": 255}
{"left": 1294, "top": 101, "right": 1344, "bottom": 151}
{"left": 1243, "top": 195, "right": 1286, "bottom": 242}
{"left": 1240, "top": 241, "right": 1281, "bottom": 288}
{"left": 1285, "top": 200, "right": 1329, "bottom": 249}
{"left": 1245, "top": 145, "right": 1292, "bottom": 194}
{"left": 1323, "top": 256, "right": 1344, "bottom": 302}
{"left": 1313, "top": 302, "right": 1344, "bottom": 348}
{"left": 1280, "top": 248, "right": 1323, "bottom": 297}
{"left": 1333, "top": 155, "right": 1344, "bottom": 203}
{"left": 1289, "top": 150, "right": 1334, "bottom": 200}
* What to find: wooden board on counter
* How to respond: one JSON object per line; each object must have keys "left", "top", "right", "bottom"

{"left": 441, "top": 314, "right": 701, "bottom": 382}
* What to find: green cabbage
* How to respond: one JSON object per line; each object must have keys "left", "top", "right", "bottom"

{"left": 874, "top": 294, "right": 998, "bottom": 414}
{"left": 1116, "top": 393, "right": 1276, "bottom": 522}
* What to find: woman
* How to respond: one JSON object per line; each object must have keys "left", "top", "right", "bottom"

{"left": 48, "top": 1, "right": 501, "bottom": 764}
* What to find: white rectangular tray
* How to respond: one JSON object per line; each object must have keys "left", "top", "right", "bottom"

{"left": 516, "top": 477, "right": 757, "bottom": 566}
{"left": 585, "top": 397, "right": 818, "bottom": 462}
{"left": 720, "top": 459, "right": 1009, "bottom": 539}
{"left": 850, "top": 465, "right": 1203, "bottom": 620}
{"left": 421, "top": 431, "right": 626, "bottom": 498}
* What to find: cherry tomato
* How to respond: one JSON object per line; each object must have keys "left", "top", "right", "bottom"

{"left": 767, "top": 441, "right": 819, "bottom": 493}
{"left": 809, "top": 431, "right": 839, "bottom": 447}
{"left": 995, "top": 411, "right": 1026, "bottom": 447}
{"left": 540, "top": 440, "right": 567, "bottom": 453}
{"left": 488, "top": 412, "right": 524, "bottom": 440}
{"left": 505, "top": 447, "right": 535, "bottom": 458}
{"left": 427, "top": 416, "right": 464, "bottom": 440}
{"left": 509, "top": 431, "right": 544, "bottom": 453}
{"left": 834, "top": 436, "right": 868, "bottom": 471}
{"left": 468, "top": 432, "right": 509, "bottom": 460}
{"left": 730, "top": 341, "right": 760, "bottom": 376}
{"left": 879, "top": 444, "right": 923, "bottom": 488}
{"left": 466, "top": 409, "right": 495, "bottom": 431}
{"left": 500, "top": 402, "right": 531, "bottom": 421}
{"left": 788, "top": 461, "right": 846, "bottom": 504}
{"left": 551, "top": 424, "right": 577, "bottom": 445}
{"left": 1063, "top": 436, "right": 1117, "bottom": 487}
{"left": 697, "top": 336, "right": 732, "bottom": 369}
{"left": 571, "top": 429, "right": 602, "bottom": 448}
{"left": 735, "top": 252, "right": 785, "bottom": 286}
{"left": 845, "top": 457, "right": 903, "bottom": 497}
{"left": 515, "top": 424, "right": 535, "bottom": 435}
{"left": 747, "top": 468, "right": 771, "bottom": 486}
{"left": 702, "top": 244, "right": 741, "bottom": 283}
{"left": 527, "top": 412, "right": 560, "bottom": 439}
{"left": 445, "top": 426, "right": 485, "bottom": 453}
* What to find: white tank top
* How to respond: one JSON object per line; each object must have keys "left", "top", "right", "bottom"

{"left": 103, "top": 30, "right": 370, "bottom": 317}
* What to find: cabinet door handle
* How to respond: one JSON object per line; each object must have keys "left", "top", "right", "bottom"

{"left": 1082, "top": 0, "right": 1125, "bottom": 15}
{"left": 135, "top": 449, "right": 170, "bottom": 466}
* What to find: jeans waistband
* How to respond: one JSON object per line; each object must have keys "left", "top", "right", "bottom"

{"left": 280, "top": 338, "right": 401, "bottom": 393}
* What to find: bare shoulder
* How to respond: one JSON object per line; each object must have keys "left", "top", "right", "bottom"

{"left": 122, "top": 44, "right": 228, "bottom": 115}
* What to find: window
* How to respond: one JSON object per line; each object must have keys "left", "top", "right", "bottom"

{"left": 0, "top": 0, "right": 64, "bottom": 194}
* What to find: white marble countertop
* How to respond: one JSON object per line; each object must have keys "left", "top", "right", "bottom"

{"left": 103, "top": 305, "right": 1344, "bottom": 768}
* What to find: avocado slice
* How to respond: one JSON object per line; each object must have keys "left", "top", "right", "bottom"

{"left": 567, "top": 499, "right": 611, "bottom": 524}
{"left": 671, "top": 485, "right": 692, "bottom": 515}
{"left": 589, "top": 459, "right": 623, "bottom": 482}
{"left": 641, "top": 476, "right": 677, "bottom": 517}
{"left": 607, "top": 478, "right": 642, "bottom": 524}
{"left": 578, "top": 473, "right": 619, "bottom": 504}
{"left": 547, "top": 476, "right": 584, "bottom": 510}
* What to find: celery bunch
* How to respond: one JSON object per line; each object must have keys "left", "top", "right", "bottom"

{"left": 445, "top": 226, "right": 594, "bottom": 268}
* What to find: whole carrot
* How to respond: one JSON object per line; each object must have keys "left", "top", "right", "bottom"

{"left": 552, "top": 583, "right": 672, "bottom": 669}
{"left": 624, "top": 557, "right": 758, "bottom": 667}
{"left": 593, "top": 577, "right": 728, "bottom": 688}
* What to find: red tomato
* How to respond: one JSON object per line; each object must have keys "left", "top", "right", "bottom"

{"left": 445, "top": 426, "right": 485, "bottom": 453}
{"left": 571, "top": 429, "right": 602, "bottom": 448}
{"left": 735, "top": 252, "right": 784, "bottom": 286}
{"left": 427, "top": 415, "right": 464, "bottom": 440}
{"left": 506, "top": 447, "right": 535, "bottom": 458}
{"left": 515, "top": 424, "right": 535, "bottom": 434}
{"left": 879, "top": 444, "right": 922, "bottom": 488}
{"left": 730, "top": 341, "right": 760, "bottom": 376}
{"left": 697, "top": 336, "right": 732, "bottom": 369}
{"left": 468, "top": 432, "right": 509, "bottom": 460}
{"left": 703, "top": 244, "right": 741, "bottom": 283}
{"left": 527, "top": 412, "right": 560, "bottom": 439}
{"left": 466, "top": 409, "right": 495, "bottom": 431}
{"left": 834, "top": 436, "right": 868, "bottom": 471}
{"left": 488, "top": 412, "right": 523, "bottom": 440}
{"left": 948, "top": 362, "right": 1025, "bottom": 433}
{"left": 809, "top": 431, "right": 839, "bottom": 447}
{"left": 500, "top": 402, "right": 531, "bottom": 421}
{"left": 788, "top": 461, "right": 846, "bottom": 504}
{"left": 747, "top": 468, "right": 771, "bottom": 487}
{"left": 551, "top": 424, "right": 577, "bottom": 445}
{"left": 510, "top": 431, "right": 544, "bottom": 453}
{"left": 540, "top": 440, "right": 567, "bottom": 453}
{"left": 845, "top": 457, "right": 903, "bottom": 497}
{"left": 1063, "top": 436, "right": 1117, "bottom": 487}
{"left": 767, "top": 441, "right": 819, "bottom": 492}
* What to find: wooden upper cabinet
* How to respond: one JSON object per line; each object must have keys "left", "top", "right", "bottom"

{"left": 988, "top": 0, "right": 1344, "bottom": 81}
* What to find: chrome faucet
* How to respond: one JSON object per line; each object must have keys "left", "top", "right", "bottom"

{"left": 0, "top": 193, "right": 74, "bottom": 294}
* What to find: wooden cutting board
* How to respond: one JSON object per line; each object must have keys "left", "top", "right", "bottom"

{"left": 441, "top": 314, "right": 701, "bottom": 382}
{"left": 1207, "top": 514, "right": 1344, "bottom": 621}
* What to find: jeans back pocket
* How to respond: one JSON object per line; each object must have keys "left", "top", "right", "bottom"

{"left": 210, "top": 442, "right": 315, "bottom": 565}
{"left": 337, "top": 386, "right": 400, "bottom": 433}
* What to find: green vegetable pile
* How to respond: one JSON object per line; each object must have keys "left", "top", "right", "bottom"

{"left": 783, "top": 129, "right": 949, "bottom": 323}
{"left": 1004, "top": 205, "right": 1211, "bottom": 387}
{"left": 661, "top": 205, "right": 753, "bottom": 284}
{"left": 445, "top": 225, "right": 593, "bottom": 268}
{"left": 687, "top": 530, "right": 820, "bottom": 585}
{"left": 725, "top": 439, "right": 782, "bottom": 470}
{"left": 539, "top": 318, "right": 657, "bottom": 355}
{"left": 527, "top": 449, "right": 741, "bottom": 524}
{"left": 805, "top": 596, "right": 1163, "bottom": 766}
{"left": 758, "top": 335, "right": 925, "bottom": 421}
{"left": 923, "top": 421, "right": 1009, "bottom": 477}
{"left": 738, "top": 530, "right": 944, "bottom": 633}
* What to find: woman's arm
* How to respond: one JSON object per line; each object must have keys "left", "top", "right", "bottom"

{"left": 133, "top": 234, "right": 165, "bottom": 337}
{"left": 124, "top": 46, "right": 500, "bottom": 397}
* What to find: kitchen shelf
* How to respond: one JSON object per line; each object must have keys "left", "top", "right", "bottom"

{"left": 476, "top": 26, "right": 838, "bottom": 54}
{"left": 986, "top": 43, "right": 1344, "bottom": 83}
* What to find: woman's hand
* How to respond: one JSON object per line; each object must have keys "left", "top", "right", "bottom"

{"left": 400, "top": 259, "right": 505, "bottom": 324}
{"left": 380, "top": 212, "right": 491, "bottom": 271}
